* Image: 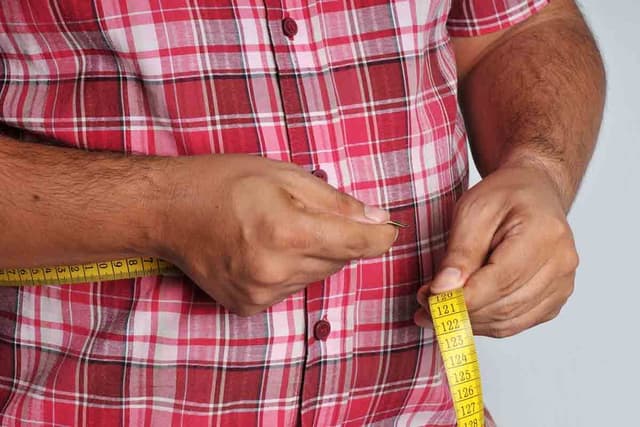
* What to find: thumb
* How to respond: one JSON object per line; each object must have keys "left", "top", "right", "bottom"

{"left": 429, "top": 267, "right": 466, "bottom": 293}
{"left": 290, "top": 173, "right": 390, "bottom": 224}
{"left": 429, "top": 194, "right": 505, "bottom": 294}
{"left": 329, "top": 190, "right": 390, "bottom": 224}
{"left": 417, "top": 267, "right": 466, "bottom": 308}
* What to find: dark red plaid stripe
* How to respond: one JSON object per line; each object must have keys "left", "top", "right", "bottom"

{"left": 0, "top": 0, "right": 546, "bottom": 425}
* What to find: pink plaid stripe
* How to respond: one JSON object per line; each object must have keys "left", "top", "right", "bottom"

{"left": 448, "top": 0, "right": 549, "bottom": 36}
{"left": 0, "top": 0, "right": 544, "bottom": 425}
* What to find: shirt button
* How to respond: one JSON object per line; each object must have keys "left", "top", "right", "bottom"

{"left": 282, "top": 17, "right": 298, "bottom": 39}
{"left": 313, "top": 320, "right": 331, "bottom": 341}
{"left": 311, "top": 168, "right": 328, "bottom": 181}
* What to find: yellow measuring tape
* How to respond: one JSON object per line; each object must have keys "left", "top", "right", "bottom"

{"left": 429, "top": 289, "right": 485, "bottom": 427}
{"left": 0, "top": 259, "right": 484, "bottom": 426}
{"left": 0, "top": 257, "right": 179, "bottom": 286}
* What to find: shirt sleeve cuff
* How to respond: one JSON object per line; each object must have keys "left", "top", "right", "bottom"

{"left": 447, "top": 0, "right": 550, "bottom": 38}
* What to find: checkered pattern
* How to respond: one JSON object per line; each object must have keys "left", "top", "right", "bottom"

{"left": 0, "top": 1, "right": 546, "bottom": 425}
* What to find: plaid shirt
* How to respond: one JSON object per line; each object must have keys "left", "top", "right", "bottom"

{"left": 0, "top": 1, "right": 546, "bottom": 425}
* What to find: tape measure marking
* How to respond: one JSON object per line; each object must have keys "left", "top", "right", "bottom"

{"left": 1, "top": 259, "right": 485, "bottom": 427}
{"left": 429, "top": 289, "right": 485, "bottom": 427}
{"left": 0, "top": 257, "right": 180, "bottom": 287}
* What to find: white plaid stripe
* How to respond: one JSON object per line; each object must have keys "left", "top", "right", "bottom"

{"left": 0, "top": 0, "right": 547, "bottom": 425}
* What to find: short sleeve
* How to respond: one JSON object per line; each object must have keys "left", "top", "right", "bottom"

{"left": 447, "top": 0, "right": 549, "bottom": 37}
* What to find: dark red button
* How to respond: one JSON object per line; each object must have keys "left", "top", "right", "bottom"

{"left": 282, "top": 17, "right": 298, "bottom": 39}
{"left": 313, "top": 320, "right": 331, "bottom": 341}
{"left": 311, "top": 168, "right": 328, "bottom": 181}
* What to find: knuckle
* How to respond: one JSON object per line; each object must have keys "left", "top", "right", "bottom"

{"left": 261, "top": 218, "right": 310, "bottom": 252}
{"left": 545, "top": 308, "right": 561, "bottom": 322}
{"left": 326, "top": 262, "right": 347, "bottom": 276}
{"left": 345, "top": 234, "right": 370, "bottom": 258}
{"left": 496, "top": 269, "right": 520, "bottom": 298}
{"left": 335, "top": 191, "right": 363, "bottom": 216}
{"left": 239, "top": 221, "right": 259, "bottom": 248}
{"left": 510, "top": 187, "right": 531, "bottom": 204}
{"left": 247, "top": 290, "right": 273, "bottom": 307}
{"left": 487, "top": 326, "right": 506, "bottom": 339}
{"left": 234, "top": 305, "right": 262, "bottom": 317}
{"left": 455, "top": 191, "right": 497, "bottom": 220}
{"left": 544, "top": 217, "right": 578, "bottom": 273}
{"left": 552, "top": 282, "right": 575, "bottom": 310}
{"left": 563, "top": 246, "right": 580, "bottom": 272}
{"left": 234, "top": 306, "right": 251, "bottom": 317}
{"left": 247, "top": 257, "right": 289, "bottom": 287}
{"left": 228, "top": 255, "right": 249, "bottom": 283}
{"left": 489, "top": 323, "right": 516, "bottom": 339}
{"left": 550, "top": 216, "right": 573, "bottom": 241}
{"left": 501, "top": 327, "right": 519, "bottom": 338}
{"left": 266, "top": 221, "right": 296, "bottom": 249}
{"left": 564, "top": 279, "right": 576, "bottom": 300}
{"left": 494, "top": 299, "right": 518, "bottom": 322}
{"left": 495, "top": 280, "right": 514, "bottom": 300}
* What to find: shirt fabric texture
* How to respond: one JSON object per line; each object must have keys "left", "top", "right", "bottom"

{"left": 0, "top": 0, "right": 547, "bottom": 425}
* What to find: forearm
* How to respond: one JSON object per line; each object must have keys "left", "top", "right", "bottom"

{"left": 459, "top": 1, "right": 605, "bottom": 210}
{"left": 0, "top": 137, "right": 167, "bottom": 268}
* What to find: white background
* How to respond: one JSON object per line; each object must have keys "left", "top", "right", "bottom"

{"left": 473, "top": 1, "right": 640, "bottom": 425}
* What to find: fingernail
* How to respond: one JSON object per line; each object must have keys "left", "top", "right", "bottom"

{"left": 364, "top": 205, "right": 390, "bottom": 223}
{"left": 431, "top": 267, "right": 462, "bottom": 292}
{"left": 393, "top": 228, "right": 400, "bottom": 242}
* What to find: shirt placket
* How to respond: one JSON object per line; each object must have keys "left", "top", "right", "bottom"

{"left": 262, "top": 1, "right": 344, "bottom": 425}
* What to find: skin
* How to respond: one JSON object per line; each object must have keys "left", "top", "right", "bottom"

{"left": 0, "top": 140, "right": 397, "bottom": 316}
{"left": 414, "top": 0, "right": 606, "bottom": 337}
{"left": 0, "top": 0, "right": 604, "bottom": 333}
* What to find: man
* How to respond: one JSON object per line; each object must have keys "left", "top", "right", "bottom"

{"left": 0, "top": 0, "right": 604, "bottom": 425}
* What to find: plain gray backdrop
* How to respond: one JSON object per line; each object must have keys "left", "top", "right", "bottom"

{"left": 471, "top": 1, "right": 640, "bottom": 426}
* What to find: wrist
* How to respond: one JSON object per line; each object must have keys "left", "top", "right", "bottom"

{"left": 499, "top": 150, "right": 575, "bottom": 211}
{"left": 145, "top": 154, "right": 230, "bottom": 263}
{"left": 140, "top": 156, "right": 185, "bottom": 260}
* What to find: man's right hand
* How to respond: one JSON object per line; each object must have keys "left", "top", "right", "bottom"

{"left": 156, "top": 154, "right": 397, "bottom": 316}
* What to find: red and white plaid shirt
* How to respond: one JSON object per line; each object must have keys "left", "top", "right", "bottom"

{"left": 0, "top": 1, "right": 546, "bottom": 425}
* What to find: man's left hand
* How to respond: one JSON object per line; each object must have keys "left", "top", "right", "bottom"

{"left": 414, "top": 165, "right": 579, "bottom": 338}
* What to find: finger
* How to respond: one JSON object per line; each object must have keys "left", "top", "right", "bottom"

{"left": 463, "top": 231, "right": 553, "bottom": 313}
{"left": 471, "top": 284, "right": 572, "bottom": 338}
{"left": 265, "top": 259, "right": 347, "bottom": 310}
{"left": 284, "top": 171, "right": 391, "bottom": 224}
{"left": 296, "top": 209, "right": 398, "bottom": 260}
{"left": 414, "top": 306, "right": 433, "bottom": 329}
{"left": 288, "top": 257, "right": 347, "bottom": 284}
{"left": 417, "top": 283, "right": 430, "bottom": 307}
{"left": 470, "top": 266, "right": 574, "bottom": 324}
{"left": 429, "top": 192, "right": 508, "bottom": 294}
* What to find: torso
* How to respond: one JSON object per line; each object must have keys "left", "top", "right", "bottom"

{"left": 0, "top": 1, "right": 468, "bottom": 424}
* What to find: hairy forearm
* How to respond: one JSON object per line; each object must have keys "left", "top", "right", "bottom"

{"left": 0, "top": 137, "right": 167, "bottom": 268}
{"left": 459, "top": 2, "right": 605, "bottom": 210}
